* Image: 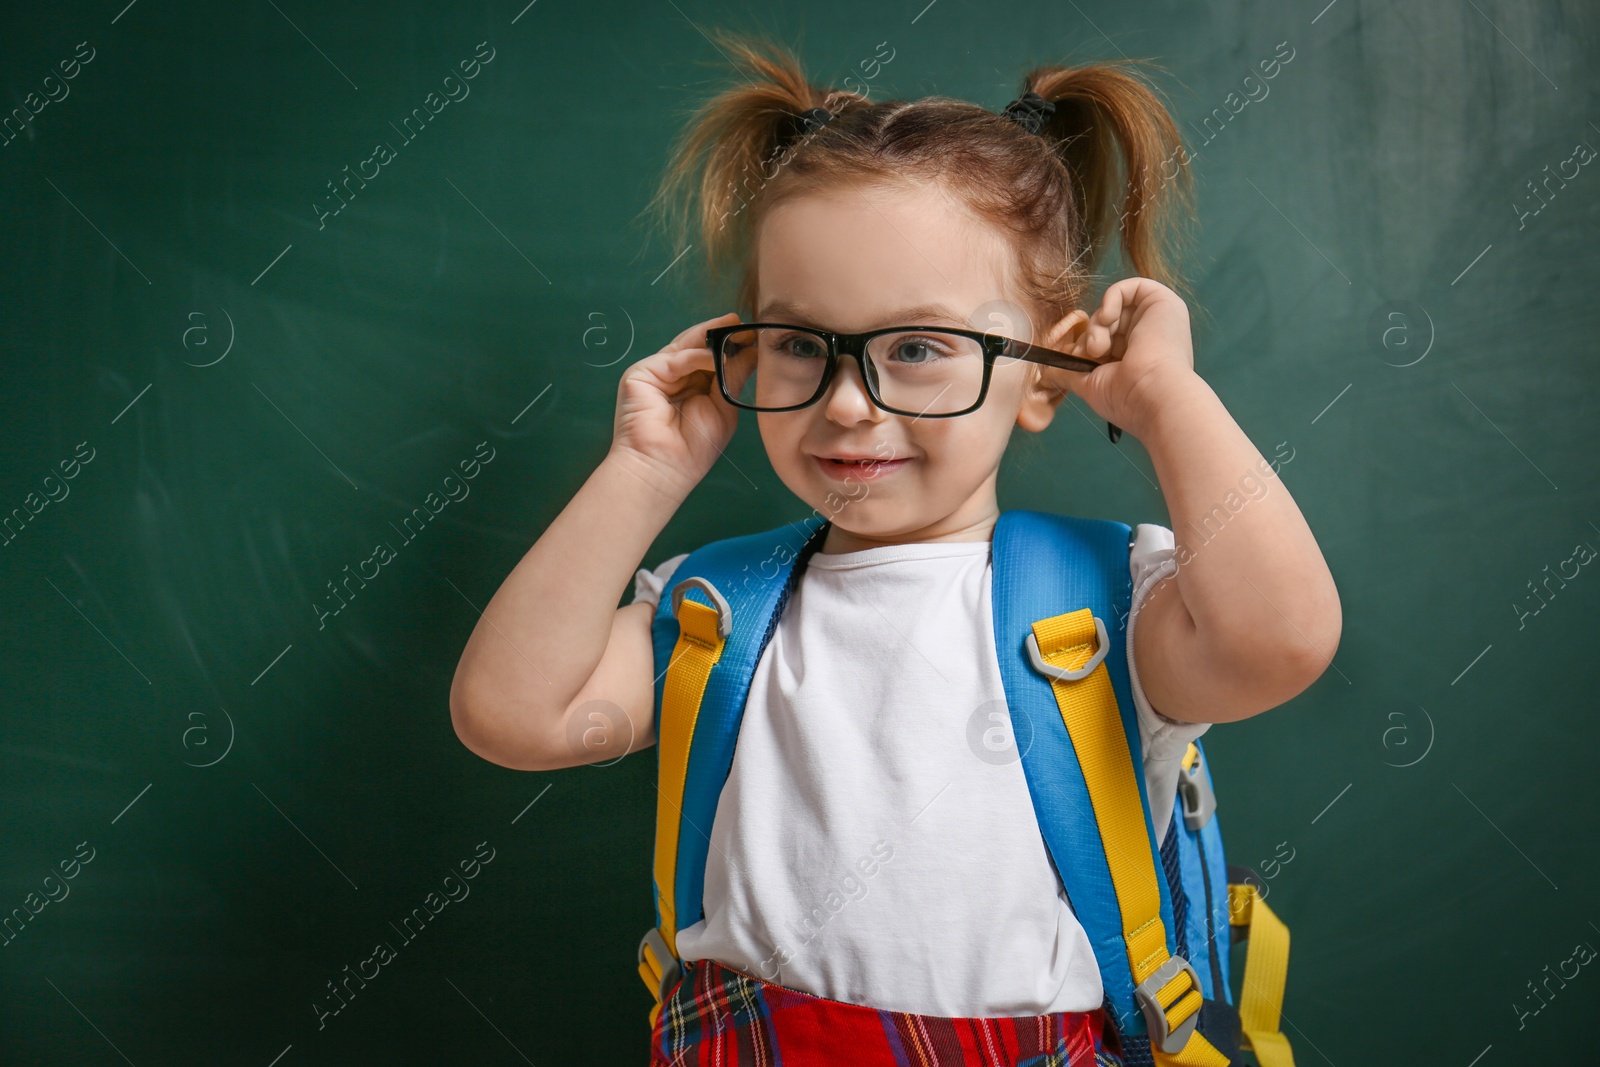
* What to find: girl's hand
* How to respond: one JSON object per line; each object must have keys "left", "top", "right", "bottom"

{"left": 609, "top": 312, "right": 748, "bottom": 497}
{"left": 1054, "top": 277, "right": 1197, "bottom": 434}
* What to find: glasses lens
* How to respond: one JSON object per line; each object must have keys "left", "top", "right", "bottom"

{"left": 718, "top": 327, "right": 831, "bottom": 410}
{"left": 864, "top": 330, "right": 985, "bottom": 414}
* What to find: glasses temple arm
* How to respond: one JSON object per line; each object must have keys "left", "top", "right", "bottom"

{"left": 1002, "top": 340, "right": 1123, "bottom": 444}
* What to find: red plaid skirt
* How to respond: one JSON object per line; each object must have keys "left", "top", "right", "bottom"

{"left": 651, "top": 958, "right": 1124, "bottom": 1067}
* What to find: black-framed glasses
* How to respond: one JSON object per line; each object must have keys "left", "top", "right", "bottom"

{"left": 705, "top": 322, "right": 1122, "bottom": 442}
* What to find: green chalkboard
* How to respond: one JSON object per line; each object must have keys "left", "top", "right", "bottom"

{"left": 2, "top": 1, "right": 1596, "bottom": 1063}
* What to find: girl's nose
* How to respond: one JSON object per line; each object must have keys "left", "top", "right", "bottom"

{"left": 821, "top": 355, "right": 884, "bottom": 424}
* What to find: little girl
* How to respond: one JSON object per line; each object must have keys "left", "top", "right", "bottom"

{"left": 450, "top": 32, "right": 1340, "bottom": 1067}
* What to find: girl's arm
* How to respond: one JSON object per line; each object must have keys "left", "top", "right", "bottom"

{"left": 449, "top": 312, "right": 745, "bottom": 769}
{"left": 1129, "top": 370, "right": 1340, "bottom": 723}
{"left": 1057, "top": 279, "right": 1341, "bottom": 724}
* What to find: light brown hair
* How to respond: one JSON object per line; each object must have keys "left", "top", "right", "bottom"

{"left": 646, "top": 31, "right": 1200, "bottom": 337}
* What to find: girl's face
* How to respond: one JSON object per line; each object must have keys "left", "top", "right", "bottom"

{"left": 752, "top": 184, "right": 1073, "bottom": 552}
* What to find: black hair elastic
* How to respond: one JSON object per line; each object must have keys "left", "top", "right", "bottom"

{"left": 1002, "top": 90, "right": 1055, "bottom": 135}
{"left": 780, "top": 105, "right": 834, "bottom": 145}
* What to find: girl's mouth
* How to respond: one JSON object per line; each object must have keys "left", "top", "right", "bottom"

{"left": 813, "top": 455, "right": 911, "bottom": 481}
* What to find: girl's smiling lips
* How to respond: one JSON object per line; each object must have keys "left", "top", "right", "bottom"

{"left": 811, "top": 452, "right": 913, "bottom": 481}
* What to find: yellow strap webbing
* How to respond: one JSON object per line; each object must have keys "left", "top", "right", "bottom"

{"left": 1031, "top": 609, "right": 1228, "bottom": 1067}
{"left": 1228, "top": 884, "right": 1294, "bottom": 1066}
{"left": 642, "top": 594, "right": 727, "bottom": 1019}
{"left": 639, "top": 949, "right": 665, "bottom": 1029}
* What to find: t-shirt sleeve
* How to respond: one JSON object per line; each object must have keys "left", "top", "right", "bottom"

{"left": 629, "top": 552, "right": 690, "bottom": 609}
{"left": 1127, "top": 523, "right": 1209, "bottom": 838}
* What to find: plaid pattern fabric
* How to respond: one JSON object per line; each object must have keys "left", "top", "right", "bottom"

{"left": 652, "top": 958, "right": 1125, "bottom": 1067}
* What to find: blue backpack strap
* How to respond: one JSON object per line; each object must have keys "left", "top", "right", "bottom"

{"left": 1172, "top": 740, "right": 1234, "bottom": 1005}
{"left": 1169, "top": 740, "right": 1246, "bottom": 1063}
{"left": 996, "top": 510, "right": 1248, "bottom": 1067}
{"left": 991, "top": 510, "right": 1174, "bottom": 1033}
{"left": 642, "top": 517, "right": 828, "bottom": 969}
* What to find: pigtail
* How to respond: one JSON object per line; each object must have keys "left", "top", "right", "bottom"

{"left": 644, "top": 31, "right": 866, "bottom": 291}
{"left": 1022, "top": 61, "right": 1198, "bottom": 309}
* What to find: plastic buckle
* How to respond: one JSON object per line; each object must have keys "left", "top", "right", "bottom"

{"left": 1025, "top": 615, "right": 1109, "bottom": 682}
{"left": 1133, "top": 955, "right": 1202, "bottom": 1054}
{"left": 637, "top": 927, "right": 682, "bottom": 1006}
{"left": 670, "top": 576, "right": 732, "bottom": 640}
{"left": 1177, "top": 751, "right": 1217, "bottom": 831}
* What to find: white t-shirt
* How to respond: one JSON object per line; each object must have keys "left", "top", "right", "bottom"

{"left": 629, "top": 523, "right": 1206, "bottom": 1017}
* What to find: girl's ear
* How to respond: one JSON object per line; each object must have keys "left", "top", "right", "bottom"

{"left": 1047, "top": 309, "right": 1092, "bottom": 358}
{"left": 1017, "top": 364, "right": 1071, "bottom": 431}
{"left": 1016, "top": 309, "right": 1091, "bottom": 433}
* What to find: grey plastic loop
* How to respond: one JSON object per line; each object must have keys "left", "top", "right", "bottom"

{"left": 1024, "top": 615, "right": 1109, "bottom": 682}
{"left": 1177, "top": 750, "right": 1218, "bottom": 831}
{"left": 670, "top": 576, "right": 732, "bottom": 640}
{"left": 637, "top": 927, "right": 682, "bottom": 1006}
{"left": 1133, "top": 954, "right": 1202, "bottom": 1053}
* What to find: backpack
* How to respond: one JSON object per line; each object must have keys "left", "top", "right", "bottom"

{"left": 635, "top": 509, "right": 1295, "bottom": 1067}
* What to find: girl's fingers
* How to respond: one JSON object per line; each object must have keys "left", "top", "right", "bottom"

{"left": 648, "top": 345, "right": 715, "bottom": 389}
{"left": 1087, "top": 321, "right": 1114, "bottom": 362}
{"left": 1096, "top": 285, "right": 1124, "bottom": 327}
{"left": 666, "top": 312, "right": 741, "bottom": 353}
{"left": 648, "top": 346, "right": 742, "bottom": 415}
{"left": 665, "top": 344, "right": 714, "bottom": 372}
{"left": 1087, "top": 281, "right": 1140, "bottom": 362}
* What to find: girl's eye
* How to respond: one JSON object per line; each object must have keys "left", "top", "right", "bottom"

{"left": 890, "top": 336, "right": 953, "bottom": 364}
{"left": 773, "top": 333, "right": 827, "bottom": 360}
